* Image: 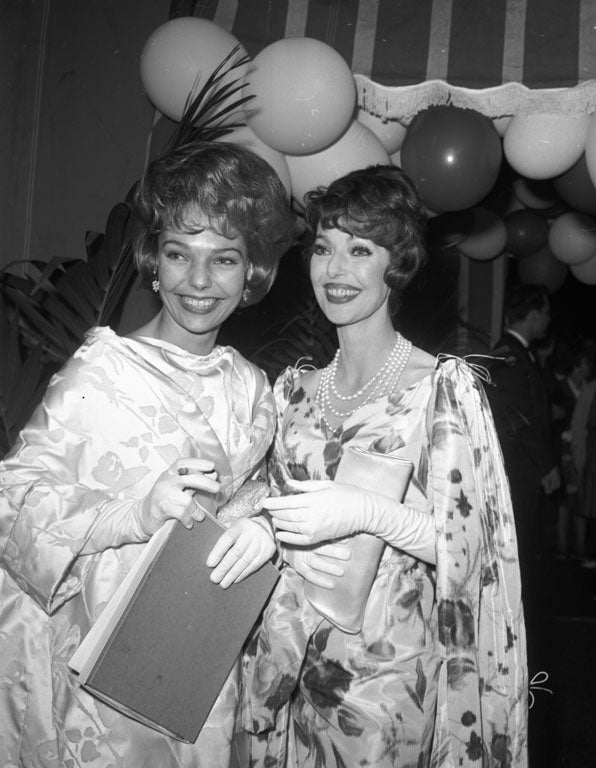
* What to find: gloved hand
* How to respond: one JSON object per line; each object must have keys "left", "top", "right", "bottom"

{"left": 206, "top": 516, "right": 277, "bottom": 589}
{"left": 263, "top": 479, "right": 436, "bottom": 564}
{"left": 132, "top": 458, "right": 220, "bottom": 538}
{"left": 283, "top": 542, "right": 352, "bottom": 589}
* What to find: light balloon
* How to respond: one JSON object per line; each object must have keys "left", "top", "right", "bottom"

{"left": 584, "top": 113, "right": 596, "bottom": 190}
{"left": 553, "top": 153, "right": 596, "bottom": 215}
{"left": 286, "top": 121, "right": 390, "bottom": 207}
{"left": 504, "top": 209, "right": 549, "bottom": 258}
{"left": 458, "top": 208, "right": 507, "bottom": 261}
{"left": 570, "top": 254, "right": 596, "bottom": 284}
{"left": 548, "top": 212, "right": 596, "bottom": 266}
{"left": 357, "top": 109, "right": 407, "bottom": 155}
{"left": 517, "top": 245, "right": 568, "bottom": 293}
{"left": 503, "top": 114, "right": 589, "bottom": 180}
{"left": 243, "top": 38, "right": 356, "bottom": 155}
{"left": 219, "top": 126, "right": 292, "bottom": 197}
{"left": 400, "top": 106, "right": 502, "bottom": 212}
{"left": 140, "top": 18, "right": 247, "bottom": 122}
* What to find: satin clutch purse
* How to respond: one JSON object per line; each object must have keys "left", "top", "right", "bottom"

{"left": 303, "top": 447, "right": 413, "bottom": 634}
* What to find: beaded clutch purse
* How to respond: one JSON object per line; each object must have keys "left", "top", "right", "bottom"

{"left": 303, "top": 447, "right": 413, "bottom": 634}
{"left": 217, "top": 479, "right": 270, "bottom": 525}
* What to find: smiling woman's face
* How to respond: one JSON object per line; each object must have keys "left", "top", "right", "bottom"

{"left": 155, "top": 224, "right": 251, "bottom": 355}
{"left": 309, "top": 225, "right": 391, "bottom": 329}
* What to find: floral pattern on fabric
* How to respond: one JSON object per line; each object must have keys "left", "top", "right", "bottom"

{"left": 244, "top": 357, "right": 527, "bottom": 767}
{"left": 0, "top": 326, "right": 276, "bottom": 768}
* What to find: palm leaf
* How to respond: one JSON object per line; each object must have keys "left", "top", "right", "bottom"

{"left": 0, "top": 297, "right": 47, "bottom": 456}
{"left": 166, "top": 45, "right": 254, "bottom": 151}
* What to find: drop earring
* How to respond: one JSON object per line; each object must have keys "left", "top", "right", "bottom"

{"left": 151, "top": 270, "right": 159, "bottom": 293}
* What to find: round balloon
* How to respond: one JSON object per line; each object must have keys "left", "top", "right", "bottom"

{"left": 517, "top": 245, "right": 568, "bottom": 293}
{"left": 428, "top": 210, "right": 475, "bottom": 248}
{"left": 286, "top": 120, "right": 390, "bottom": 206}
{"left": 553, "top": 153, "right": 596, "bottom": 215}
{"left": 584, "top": 113, "right": 596, "bottom": 190}
{"left": 400, "top": 106, "right": 502, "bottom": 212}
{"left": 513, "top": 178, "right": 559, "bottom": 211}
{"left": 570, "top": 254, "right": 596, "bottom": 284}
{"left": 458, "top": 208, "right": 507, "bottom": 261}
{"left": 493, "top": 116, "right": 512, "bottom": 137}
{"left": 243, "top": 37, "right": 356, "bottom": 155}
{"left": 548, "top": 212, "right": 596, "bottom": 265}
{"left": 504, "top": 209, "right": 549, "bottom": 258}
{"left": 140, "top": 18, "right": 247, "bottom": 122}
{"left": 357, "top": 109, "right": 407, "bottom": 154}
{"left": 503, "top": 114, "right": 589, "bottom": 180}
{"left": 219, "top": 126, "right": 292, "bottom": 197}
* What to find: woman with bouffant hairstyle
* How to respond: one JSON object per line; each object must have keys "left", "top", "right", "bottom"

{"left": 0, "top": 141, "right": 294, "bottom": 768}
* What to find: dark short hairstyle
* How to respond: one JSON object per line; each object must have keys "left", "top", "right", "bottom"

{"left": 302, "top": 164, "right": 427, "bottom": 312}
{"left": 504, "top": 283, "right": 549, "bottom": 325}
{"left": 131, "top": 141, "right": 295, "bottom": 306}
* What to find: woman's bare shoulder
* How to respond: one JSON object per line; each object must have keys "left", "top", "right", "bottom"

{"left": 399, "top": 345, "right": 437, "bottom": 390}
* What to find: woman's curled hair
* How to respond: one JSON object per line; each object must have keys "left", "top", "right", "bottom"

{"left": 132, "top": 141, "right": 295, "bottom": 306}
{"left": 303, "top": 164, "right": 427, "bottom": 310}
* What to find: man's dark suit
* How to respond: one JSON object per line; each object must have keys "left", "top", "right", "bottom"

{"left": 487, "top": 331, "right": 555, "bottom": 567}
{"left": 486, "top": 331, "right": 556, "bottom": 768}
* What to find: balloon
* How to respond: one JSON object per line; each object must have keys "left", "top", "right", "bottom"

{"left": 504, "top": 209, "right": 549, "bottom": 258}
{"left": 357, "top": 109, "right": 407, "bottom": 154}
{"left": 513, "top": 179, "right": 559, "bottom": 211}
{"left": 570, "top": 254, "right": 596, "bottom": 284}
{"left": 503, "top": 114, "right": 589, "bottom": 180}
{"left": 286, "top": 120, "right": 390, "bottom": 206}
{"left": 458, "top": 208, "right": 507, "bottom": 261}
{"left": 517, "top": 245, "right": 568, "bottom": 293}
{"left": 140, "top": 18, "right": 247, "bottom": 122}
{"left": 548, "top": 212, "right": 596, "bottom": 265}
{"left": 219, "top": 126, "right": 292, "bottom": 197}
{"left": 584, "top": 113, "right": 596, "bottom": 190}
{"left": 428, "top": 210, "right": 475, "bottom": 248}
{"left": 493, "top": 116, "right": 512, "bottom": 137}
{"left": 243, "top": 38, "right": 356, "bottom": 155}
{"left": 553, "top": 153, "right": 596, "bottom": 215}
{"left": 390, "top": 150, "right": 401, "bottom": 167}
{"left": 400, "top": 106, "right": 502, "bottom": 212}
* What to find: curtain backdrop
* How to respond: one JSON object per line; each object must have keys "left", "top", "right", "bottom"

{"left": 179, "top": 0, "right": 596, "bottom": 120}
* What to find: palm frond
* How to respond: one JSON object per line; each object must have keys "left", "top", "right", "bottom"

{"left": 0, "top": 296, "right": 47, "bottom": 456}
{"left": 166, "top": 44, "right": 254, "bottom": 151}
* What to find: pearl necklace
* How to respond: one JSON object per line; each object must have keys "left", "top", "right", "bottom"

{"left": 316, "top": 333, "right": 412, "bottom": 428}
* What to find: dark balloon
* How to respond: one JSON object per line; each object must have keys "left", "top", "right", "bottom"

{"left": 504, "top": 209, "right": 549, "bottom": 258}
{"left": 517, "top": 245, "right": 568, "bottom": 293}
{"left": 401, "top": 106, "right": 502, "bottom": 212}
{"left": 553, "top": 154, "right": 596, "bottom": 216}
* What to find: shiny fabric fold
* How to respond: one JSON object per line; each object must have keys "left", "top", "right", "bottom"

{"left": 0, "top": 326, "right": 276, "bottom": 768}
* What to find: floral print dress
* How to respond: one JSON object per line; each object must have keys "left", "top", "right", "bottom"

{"left": 244, "top": 357, "right": 528, "bottom": 768}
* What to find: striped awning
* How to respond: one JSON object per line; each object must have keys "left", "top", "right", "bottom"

{"left": 179, "top": 0, "right": 596, "bottom": 120}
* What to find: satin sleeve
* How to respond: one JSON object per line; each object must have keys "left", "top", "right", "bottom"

{"left": 428, "top": 359, "right": 528, "bottom": 766}
{"left": 0, "top": 356, "right": 144, "bottom": 613}
{"left": 266, "top": 367, "right": 296, "bottom": 497}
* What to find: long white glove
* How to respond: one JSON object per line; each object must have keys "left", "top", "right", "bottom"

{"left": 206, "top": 516, "right": 277, "bottom": 589}
{"left": 133, "top": 457, "right": 220, "bottom": 537}
{"left": 82, "top": 458, "right": 219, "bottom": 554}
{"left": 282, "top": 542, "right": 352, "bottom": 589}
{"left": 262, "top": 479, "right": 436, "bottom": 564}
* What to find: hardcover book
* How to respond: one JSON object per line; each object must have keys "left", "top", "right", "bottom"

{"left": 69, "top": 512, "right": 279, "bottom": 743}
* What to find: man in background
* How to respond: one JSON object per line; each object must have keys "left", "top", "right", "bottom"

{"left": 487, "top": 282, "right": 560, "bottom": 767}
